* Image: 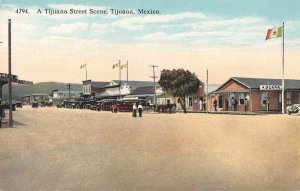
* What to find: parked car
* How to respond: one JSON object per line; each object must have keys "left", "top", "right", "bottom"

{"left": 97, "top": 99, "right": 117, "bottom": 111}
{"left": 32, "top": 102, "right": 39, "bottom": 108}
{"left": 111, "top": 99, "right": 146, "bottom": 113}
{"left": 286, "top": 104, "right": 300, "bottom": 115}
{"left": 14, "top": 101, "right": 23, "bottom": 108}
{"left": 2, "top": 102, "right": 16, "bottom": 111}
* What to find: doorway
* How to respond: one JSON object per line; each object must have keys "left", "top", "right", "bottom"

{"left": 218, "top": 95, "right": 223, "bottom": 109}
{"left": 278, "top": 92, "right": 282, "bottom": 111}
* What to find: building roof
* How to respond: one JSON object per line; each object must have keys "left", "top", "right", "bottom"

{"left": 31, "top": 93, "right": 49, "bottom": 96}
{"left": 131, "top": 86, "right": 155, "bottom": 95}
{"left": 56, "top": 90, "right": 82, "bottom": 94}
{"left": 205, "top": 84, "right": 221, "bottom": 94}
{"left": 105, "top": 80, "right": 155, "bottom": 89}
{"left": 216, "top": 77, "right": 300, "bottom": 91}
{"left": 91, "top": 81, "right": 110, "bottom": 89}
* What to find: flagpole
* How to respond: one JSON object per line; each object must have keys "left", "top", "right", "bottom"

{"left": 85, "top": 63, "right": 88, "bottom": 81}
{"left": 126, "top": 60, "right": 128, "bottom": 84}
{"left": 282, "top": 22, "right": 285, "bottom": 114}
{"left": 119, "top": 60, "right": 121, "bottom": 99}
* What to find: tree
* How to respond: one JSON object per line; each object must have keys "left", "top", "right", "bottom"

{"left": 158, "top": 69, "right": 201, "bottom": 113}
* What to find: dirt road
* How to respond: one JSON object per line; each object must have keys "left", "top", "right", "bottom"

{"left": 0, "top": 107, "right": 299, "bottom": 190}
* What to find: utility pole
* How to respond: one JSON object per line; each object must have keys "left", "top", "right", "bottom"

{"left": 150, "top": 65, "right": 158, "bottom": 106}
{"left": 126, "top": 60, "right": 128, "bottom": 84}
{"left": 67, "top": 83, "right": 71, "bottom": 100}
{"left": 8, "top": 19, "right": 13, "bottom": 127}
{"left": 118, "top": 60, "right": 121, "bottom": 99}
{"left": 206, "top": 69, "right": 208, "bottom": 113}
{"left": 0, "top": 41, "right": 3, "bottom": 102}
{"left": 281, "top": 22, "right": 285, "bottom": 114}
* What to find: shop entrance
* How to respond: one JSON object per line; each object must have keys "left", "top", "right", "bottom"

{"left": 218, "top": 95, "right": 223, "bottom": 109}
{"left": 278, "top": 92, "right": 282, "bottom": 112}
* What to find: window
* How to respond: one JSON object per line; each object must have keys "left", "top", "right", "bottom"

{"left": 229, "top": 93, "right": 235, "bottom": 106}
{"left": 286, "top": 92, "right": 291, "bottom": 105}
{"left": 194, "top": 96, "right": 198, "bottom": 103}
{"left": 188, "top": 97, "right": 193, "bottom": 107}
{"left": 239, "top": 93, "right": 245, "bottom": 105}
{"left": 261, "top": 92, "right": 268, "bottom": 105}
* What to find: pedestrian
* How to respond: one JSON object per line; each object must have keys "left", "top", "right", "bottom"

{"left": 203, "top": 99, "right": 206, "bottom": 111}
{"left": 199, "top": 99, "right": 203, "bottom": 111}
{"left": 234, "top": 98, "right": 238, "bottom": 111}
{"left": 0, "top": 104, "right": 3, "bottom": 128}
{"left": 266, "top": 97, "right": 270, "bottom": 112}
{"left": 244, "top": 97, "right": 248, "bottom": 111}
{"left": 213, "top": 99, "right": 218, "bottom": 112}
{"left": 138, "top": 102, "right": 143, "bottom": 117}
{"left": 230, "top": 97, "right": 235, "bottom": 111}
{"left": 132, "top": 103, "right": 137, "bottom": 117}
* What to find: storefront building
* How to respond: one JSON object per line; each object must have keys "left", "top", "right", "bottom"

{"left": 210, "top": 77, "right": 300, "bottom": 112}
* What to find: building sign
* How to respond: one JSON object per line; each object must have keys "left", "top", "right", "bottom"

{"left": 260, "top": 85, "right": 282, "bottom": 90}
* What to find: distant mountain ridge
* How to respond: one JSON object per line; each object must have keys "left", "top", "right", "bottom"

{"left": 1, "top": 82, "right": 83, "bottom": 100}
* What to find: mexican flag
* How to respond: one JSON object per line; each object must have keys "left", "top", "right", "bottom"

{"left": 120, "top": 63, "right": 128, "bottom": 69}
{"left": 265, "top": 26, "right": 283, "bottom": 40}
{"left": 112, "top": 63, "right": 120, "bottom": 69}
{"left": 80, "top": 64, "right": 86, "bottom": 69}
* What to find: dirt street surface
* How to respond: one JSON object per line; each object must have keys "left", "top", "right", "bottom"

{"left": 0, "top": 107, "right": 300, "bottom": 191}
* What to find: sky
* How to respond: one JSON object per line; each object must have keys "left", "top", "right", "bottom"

{"left": 0, "top": 0, "right": 299, "bottom": 84}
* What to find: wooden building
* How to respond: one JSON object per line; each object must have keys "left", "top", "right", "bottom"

{"left": 210, "top": 77, "right": 300, "bottom": 112}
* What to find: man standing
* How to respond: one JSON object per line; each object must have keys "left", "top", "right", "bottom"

{"left": 245, "top": 97, "right": 248, "bottom": 111}
{"left": 138, "top": 102, "right": 143, "bottom": 117}
{"left": 199, "top": 99, "right": 203, "bottom": 111}
{"left": 213, "top": 99, "right": 218, "bottom": 112}
{"left": 132, "top": 103, "right": 137, "bottom": 117}
{"left": 230, "top": 97, "right": 235, "bottom": 111}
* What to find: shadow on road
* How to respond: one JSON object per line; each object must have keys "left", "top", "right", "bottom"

{"left": 0, "top": 119, "right": 27, "bottom": 128}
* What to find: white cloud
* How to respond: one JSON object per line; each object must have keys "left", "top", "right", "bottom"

{"left": 112, "top": 12, "right": 206, "bottom": 30}
{"left": 141, "top": 16, "right": 267, "bottom": 46}
{"left": 142, "top": 32, "right": 167, "bottom": 40}
{"left": 192, "top": 17, "right": 263, "bottom": 30}
{"left": 90, "top": 23, "right": 110, "bottom": 30}
{"left": 50, "top": 22, "right": 88, "bottom": 34}
{"left": 13, "top": 23, "right": 36, "bottom": 32}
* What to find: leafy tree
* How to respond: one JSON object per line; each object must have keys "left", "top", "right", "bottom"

{"left": 158, "top": 69, "right": 201, "bottom": 113}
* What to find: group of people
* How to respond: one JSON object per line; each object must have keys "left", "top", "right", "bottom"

{"left": 213, "top": 96, "right": 249, "bottom": 112}
{"left": 198, "top": 99, "right": 206, "bottom": 111}
{"left": 132, "top": 102, "right": 143, "bottom": 117}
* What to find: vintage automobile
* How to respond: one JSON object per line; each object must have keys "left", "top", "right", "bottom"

{"left": 14, "top": 101, "right": 23, "bottom": 108}
{"left": 40, "top": 101, "right": 46, "bottom": 107}
{"left": 56, "top": 100, "right": 70, "bottom": 108}
{"left": 286, "top": 104, "right": 300, "bottom": 115}
{"left": 111, "top": 99, "right": 146, "bottom": 113}
{"left": 31, "top": 101, "right": 39, "bottom": 108}
{"left": 97, "top": 99, "right": 117, "bottom": 111}
{"left": 84, "top": 100, "right": 97, "bottom": 110}
{"left": 2, "top": 102, "right": 16, "bottom": 111}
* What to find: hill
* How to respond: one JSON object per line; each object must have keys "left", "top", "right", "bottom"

{"left": 1, "top": 82, "right": 83, "bottom": 100}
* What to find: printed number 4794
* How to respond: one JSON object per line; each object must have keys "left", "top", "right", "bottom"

{"left": 16, "top": 9, "right": 29, "bottom": 14}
